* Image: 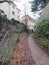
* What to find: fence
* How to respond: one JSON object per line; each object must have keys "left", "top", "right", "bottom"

{"left": 0, "top": 30, "right": 19, "bottom": 65}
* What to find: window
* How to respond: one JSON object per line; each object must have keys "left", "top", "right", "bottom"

{"left": 12, "top": 5, "right": 15, "bottom": 9}
{"left": 12, "top": 11, "right": 15, "bottom": 15}
{"left": 18, "top": 15, "right": 19, "bottom": 19}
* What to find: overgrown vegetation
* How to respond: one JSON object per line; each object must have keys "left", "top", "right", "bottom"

{"left": 10, "top": 18, "right": 19, "bottom": 26}
{"left": 0, "top": 9, "right": 28, "bottom": 33}
{"left": 41, "top": 39, "right": 49, "bottom": 50}
{"left": 31, "top": 0, "right": 49, "bottom": 12}
{"left": 34, "top": 4, "right": 49, "bottom": 50}
{"left": 0, "top": 9, "right": 10, "bottom": 31}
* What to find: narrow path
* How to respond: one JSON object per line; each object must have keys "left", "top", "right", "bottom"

{"left": 28, "top": 34, "right": 49, "bottom": 65}
{"left": 11, "top": 34, "right": 49, "bottom": 65}
{"left": 11, "top": 34, "right": 35, "bottom": 65}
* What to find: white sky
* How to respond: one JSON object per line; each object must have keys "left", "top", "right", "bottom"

{"left": 14, "top": 0, "right": 41, "bottom": 19}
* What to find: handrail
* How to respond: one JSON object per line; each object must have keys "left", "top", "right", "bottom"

{"left": 0, "top": 31, "right": 9, "bottom": 46}
{"left": 0, "top": 30, "right": 19, "bottom": 46}
{"left": 0, "top": 30, "right": 19, "bottom": 65}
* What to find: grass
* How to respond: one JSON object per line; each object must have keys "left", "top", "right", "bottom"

{"left": 41, "top": 39, "right": 49, "bottom": 50}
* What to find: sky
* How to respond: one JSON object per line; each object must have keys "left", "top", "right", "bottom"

{"left": 14, "top": 0, "right": 41, "bottom": 19}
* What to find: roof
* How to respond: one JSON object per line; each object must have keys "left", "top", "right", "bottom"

{"left": 0, "top": 0, "right": 21, "bottom": 11}
{"left": 0, "top": 0, "right": 17, "bottom": 6}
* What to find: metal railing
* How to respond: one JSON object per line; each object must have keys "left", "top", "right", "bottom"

{"left": 0, "top": 30, "right": 19, "bottom": 65}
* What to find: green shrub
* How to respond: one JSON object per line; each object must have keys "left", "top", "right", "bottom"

{"left": 34, "top": 5, "right": 49, "bottom": 50}
{"left": 41, "top": 39, "right": 49, "bottom": 50}
{"left": 0, "top": 9, "right": 10, "bottom": 30}
{"left": 34, "top": 4, "right": 49, "bottom": 39}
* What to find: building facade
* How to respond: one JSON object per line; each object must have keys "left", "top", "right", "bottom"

{"left": 0, "top": 1, "right": 20, "bottom": 21}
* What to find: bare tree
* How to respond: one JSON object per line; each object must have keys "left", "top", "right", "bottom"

{"left": 0, "top": 0, "right": 20, "bottom": 2}
{"left": 23, "top": 4, "right": 28, "bottom": 28}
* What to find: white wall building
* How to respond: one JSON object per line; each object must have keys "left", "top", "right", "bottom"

{"left": 0, "top": 1, "right": 20, "bottom": 21}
